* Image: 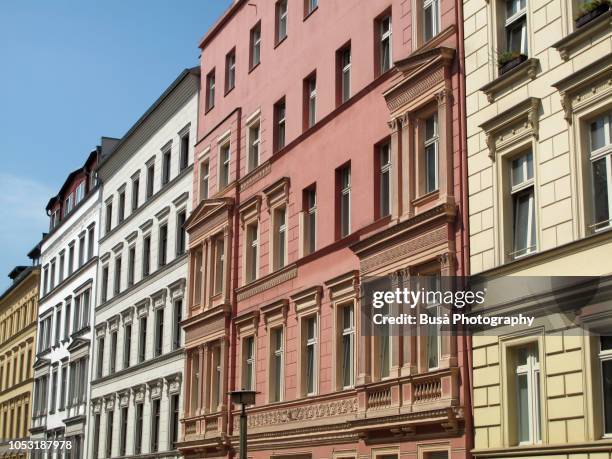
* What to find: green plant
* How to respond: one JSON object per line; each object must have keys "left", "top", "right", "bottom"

{"left": 497, "top": 51, "right": 523, "bottom": 66}
{"left": 579, "top": 0, "right": 610, "bottom": 14}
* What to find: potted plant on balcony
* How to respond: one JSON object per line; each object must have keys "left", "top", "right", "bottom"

{"left": 497, "top": 51, "right": 528, "bottom": 75}
{"left": 575, "top": 0, "right": 610, "bottom": 28}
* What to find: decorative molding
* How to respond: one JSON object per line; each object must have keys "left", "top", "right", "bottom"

{"left": 168, "top": 277, "right": 186, "bottom": 300}
{"left": 111, "top": 242, "right": 124, "bottom": 254}
{"left": 151, "top": 288, "right": 167, "bottom": 309}
{"left": 291, "top": 285, "right": 323, "bottom": 316}
{"left": 165, "top": 373, "right": 183, "bottom": 395}
{"left": 479, "top": 97, "right": 540, "bottom": 159}
{"left": 551, "top": 11, "right": 611, "bottom": 61}
{"left": 324, "top": 270, "right": 360, "bottom": 302}
{"left": 552, "top": 54, "right": 612, "bottom": 124}
{"left": 136, "top": 298, "right": 150, "bottom": 317}
{"left": 261, "top": 299, "right": 289, "bottom": 328}
{"left": 139, "top": 218, "right": 153, "bottom": 233}
{"left": 236, "top": 264, "right": 298, "bottom": 301}
{"left": 155, "top": 205, "right": 171, "bottom": 221}
{"left": 263, "top": 177, "right": 290, "bottom": 211}
{"left": 125, "top": 230, "right": 138, "bottom": 244}
{"left": 238, "top": 161, "right": 272, "bottom": 192}
{"left": 480, "top": 58, "right": 539, "bottom": 103}
{"left": 238, "top": 195, "right": 262, "bottom": 228}
{"left": 172, "top": 191, "right": 189, "bottom": 207}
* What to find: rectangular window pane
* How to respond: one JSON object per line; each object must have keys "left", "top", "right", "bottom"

{"left": 517, "top": 373, "right": 529, "bottom": 443}
{"left": 603, "top": 359, "right": 612, "bottom": 434}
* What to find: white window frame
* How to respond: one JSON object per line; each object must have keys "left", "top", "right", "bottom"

{"left": 305, "top": 188, "right": 317, "bottom": 254}
{"left": 340, "top": 302, "right": 355, "bottom": 389}
{"left": 379, "top": 143, "right": 391, "bottom": 217}
{"left": 200, "top": 159, "right": 210, "bottom": 201}
{"left": 242, "top": 335, "right": 256, "bottom": 391}
{"left": 380, "top": 15, "right": 392, "bottom": 73}
{"left": 504, "top": 0, "right": 528, "bottom": 55}
{"left": 207, "top": 71, "right": 215, "bottom": 110}
{"left": 226, "top": 51, "right": 236, "bottom": 92}
{"left": 304, "top": 315, "right": 318, "bottom": 395}
{"left": 341, "top": 47, "right": 351, "bottom": 103}
{"left": 424, "top": 114, "right": 439, "bottom": 194}
{"left": 251, "top": 24, "right": 261, "bottom": 68}
{"left": 245, "top": 221, "right": 259, "bottom": 283}
{"left": 308, "top": 76, "right": 317, "bottom": 128}
{"left": 340, "top": 166, "right": 351, "bottom": 237}
{"left": 272, "top": 206, "right": 287, "bottom": 270}
{"left": 277, "top": 0, "right": 288, "bottom": 42}
{"left": 510, "top": 152, "right": 536, "bottom": 259}
{"left": 515, "top": 344, "right": 541, "bottom": 445}
{"left": 423, "top": 0, "right": 440, "bottom": 42}
{"left": 248, "top": 119, "right": 261, "bottom": 172}
{"left": 269, "top": 326, "right": 285, "bottom": 403}
{"left": 588, "top": 111, "right": 612, "bottom": 231}
{"left": 219, "top": 142, "right": 231, "bottom": 190}
{"left": 599, "top": 336, "right": 612, "bottom": 437}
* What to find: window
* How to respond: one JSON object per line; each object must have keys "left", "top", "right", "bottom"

{"left": 64, "top": 301, "right": 71, "bottom": 339}
{"left": 177, "top": 210, "right": 187, "bottom": 255}
{"left": 421, "top": 274, "right": 441, "bottom": 370}
{"left": 59, "top": 252, "right": 65, "bottom": 283}
{"left": 190, "top": 352, "right": 200, "bottom": 414}
{"left": 337, "top": 45, "right": 351, "bottom": 104}
{"left": 75, "top": 181, "right": 85, "bottom": 204}
{"left": 180, "top": 132, "right": 190, "bottom": 171}
{"left": 96, "top": 336, "right": 104, "bottom": 378}
{"left": 338, "top": 165, "right": 351, "bottom": 238}
{"left": 54, "top": 308, "right": 61, "bottom": 346}
{"left": 211, "top": 344, "right": 222, "bottom": 410}
{"left": 378, "top": 143, "right": 391, "bottom": 217}
{"left": 274, "top": 98, "right": 286, "bottom": 152}
{"left": 193, "top": 248, "right": 203, "bottom": 305}
{"left": 213, "top": 236, "right": 225, "bottom": 295}
{"left": 146, "top": 162, "right": 155, "bottom": 199}
{"left": 304, "top": 187, "right": 317, "bottom": 255}
{"left": 92, "top": 413, "right": 100, "bottom": 459}
{"left": 172, "top": 299, "right": 182, "bottom": 350}
{"left": 424, "top": 0, "right": 440, "bottom": 42}
{"left": 276, "top": 0, "right": 288, "bottom": 43}
{"left": 134, "top": 403, "right": 144, "bottom": 454}
{"left": 246, "top": 222, "right": 259, "bottom": 283}
{"left": 242, "top": 336, "right": 255, "bottom": 390}
{"left": 162, "top": 149, "right": 171, "bottom": 185}
{"left": 151, "top": 398, "right": 161, "bottom": 451}
{"left": 270, "top": 327, "right": 284, "bottom": 402}
{"left": 87, "top": 225, "right": 95, "bottom": 260}
{"left": 304, "top": 73, "right": 317, "bottom": 129}
{"left": 114, "top": 255, "right": 122, "bottom": 295}
{"left": 101, "top": 265, "right": 109, "bottom": 302}
{"left": 504, "top": 0, "right": 528, "bottom": 55}
{"left": 109, "top": 331, "right": 117, "bottom": 374}
{"left": 248, "top": 119, "right": 261, "bottom": 171}
{"left": 379, "top": 14, "right": 392, "bottom": 73}
{"left": 143, "top": 234, "right": 151, "bottom": 277}
{"left": 158, "top": 223, "right": 168, "bottom": 267}
{"left": 118, "top": 189, "right": 126, "bottom": 223}
{"left": 59, "top": 365, "right": 67, "bottom": 410}
{"left": 200, "top": 161, "right": 210, "bottom": 200}
{"left": 154, "top": 308, "right": 164, "bottom": 357}
{"left": 42, "top": 266, "right": 48, "bottom": 296}
{"left": 340, "top": 303, "right": 355, "bottom": 388}
{"left": 510, "top": 152, "right": 536, "bottom": 258}
{"left": 589, "top": 111, "right": 612, "bottom": 231}
{"left": 119, "top": 406, "right": 128, "bottom": 456}
{"left": 250, "top": 22, "right": 261, "bottom": 69}
{"left": 64, "top": 193, "right": 74, "bottom": 216}
{"left": 305, "top": 0, "right": 318, "bottom": 16}
{"left": 513, "top": 344, "right": 541, "bottom": 444}
{"left": 206, "top": 69, "right": 215, "bottom": 111}
{"left": 68, "top": 244, "right": 75, "bottom": 275}
{"left": 131, "top": 176, "right": 139, "bottom": 211}
{"left": 304, "top": 316, "right": 317, "bottom": 395}
{"left": 170, "top": 394, "right": 180, "bottom": 449}
{"left": 78, "top": 233, "right": 85, "bottom": 267}
{"left": 123, "top": 324, "right": 132, "bottom": 369}
{"left": 219, "top": 142, "right": 231, "bottom": 189}
{"left": 128, "top": 245, "right": 136, "bottom": 287}
{"left": 50, "top": 259, "right": 56, "bottom": 290}
{"left": 138, "top": 317, "right": 147, "bottom": 363}
{"left": 273, "top": 207, "right": 287, "bottom": 270}
{"left": 105, "top": 201, "right": 113, "bottom": 234}
{"left": 424, "top": 114, "right": 439, "bottom": 194}
{"left": 105, "top": 409, "right": 113, "bottom": 458}
{"left": 225, "top": 49, "right": 236, "bottom": 93}
{"left": 599, "top": 335, "right": 612, "bottom": 435}
{"left": 50, "top": 368, "right": 57, "bottom": 413}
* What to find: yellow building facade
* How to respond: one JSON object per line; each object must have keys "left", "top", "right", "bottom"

{"left": 463, "top": 0, "right": 612, "bottom": 455}
{"left": 0, "top": 259, "right": 40, "bottom": 459}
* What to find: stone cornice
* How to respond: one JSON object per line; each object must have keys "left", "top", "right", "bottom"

{"left": 480, "top": 58, "right": 538, "bottom": 103}
{"left": 551, "top": 11, "right": 612, "bottom": 61}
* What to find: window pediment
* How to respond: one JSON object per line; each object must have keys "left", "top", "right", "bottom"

{"left": 151, "top": 288, "right": 167, "bottom": 309}
{"left": 261, "top": 298, "right": 289, "bottom": 329}
{"left": 291, "top": 285, "right": 322, "bottom": 316}
{"left": 552, "top": 11, "right": 611, "bottom": 61}
{"left": 136, "top": 298, "right": 150, "bottom": 317}
{"left": 168, "top": 278, "right": 186, "bottom": 301}
{"left": 480, "top": 58, "right": 539, "bottom": 103}
{"left": 552, "top": 54, "right": 612, "bottom": 124}
{"left": 184, "top": 197, "right": 234, "bottom": 236}
{"left": 235, "top": 309, "right": 260, "bottom": 337}
{"left": 263, "top": 177, "right": 290, "bottom": 211}
{"left": 324, "top": 270, "right": 359, "bottom": 303}
{"left": 239, "top": 195, "right": 261, "bottom": 227}
{"left": 480, "top": 97, "right": 540, "bottom": 159}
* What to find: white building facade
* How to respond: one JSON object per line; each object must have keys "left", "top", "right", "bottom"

{"left": 88, "top": 68, "right": 199, "bottom": 459}
{"left": 31, "top": 141, "right": 117, "bottom": 459}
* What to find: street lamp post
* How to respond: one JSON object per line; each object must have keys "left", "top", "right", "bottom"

{"left": 229, "top": 389, "right": 257, "bottom": 459}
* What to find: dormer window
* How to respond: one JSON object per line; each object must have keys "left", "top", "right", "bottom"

{"left": 64, "top": 193, "right": 74, "bottom": 216}
{"left": 75, "top": 181, "right": 85, "bottom": 204}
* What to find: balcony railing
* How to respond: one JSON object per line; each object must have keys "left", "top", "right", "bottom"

{"left": 182, "top": 410, "right": 226, "bottom": 442}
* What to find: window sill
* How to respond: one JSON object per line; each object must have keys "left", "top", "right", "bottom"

{"left": 204, "top": 104, "right": 215, "bottom": 115}
{"left": 274, "top": 35, "right": 288, "bottom": 49}
{"left": 248, "top": 62, "right": 261, "bottom": 75}
{"left": 303, "top": 6, "right": 318, "bottom": 21}
{"left": 224, "top": 85, "right": 235, "bottom": 97}
{"left": 480, "top": 58, "right": 539, "bottom": 103}
{"left": 552, "top": 10, "right": 611, "bottom": 61}
{"left": 412, "top": 189, "right": 439, "bottom": 207}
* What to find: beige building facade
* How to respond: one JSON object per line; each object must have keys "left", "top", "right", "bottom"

{"left": 463, "top": 0, "right": 612, "bottom": 455}
{"left": 0, "top": 251, "right": 40, "bottom": 459}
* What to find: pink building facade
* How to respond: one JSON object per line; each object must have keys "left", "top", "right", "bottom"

{"left": 180, "top": 0, "right": 470, "bottom": 458}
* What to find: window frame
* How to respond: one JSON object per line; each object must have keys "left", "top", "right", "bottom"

{"left": 509, "top": 151, "right": 536, "bottom": 259}
{"left": 275, "top": 0, "right": 289, "bottom": 44}
{"left": 249, "top": 22, "right": 262, "bottom": 70}
{"left": 206, "top": 69, "right": 216, "bottom": 112}
{"left": 225, "top": 48, "right": 236, "bottom": 94}
{"left": 587, "top": 111, "right": 612, "bottom": 232}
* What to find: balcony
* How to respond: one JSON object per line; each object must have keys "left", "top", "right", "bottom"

{"left": 226, "top": 368, "right": 461, "bottom": 449}
{"left": 182, "top": 410, "right": 227, "bottom": 445}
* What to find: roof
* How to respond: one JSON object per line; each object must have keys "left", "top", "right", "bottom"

{"left": 198, "top": 0, "right": 246, "bottom": 49}
{"left": 0, "top": 266, "right": 38, "bottom": 304}
{"left": 96, "top": 67, "right": 201, "bottom": 172}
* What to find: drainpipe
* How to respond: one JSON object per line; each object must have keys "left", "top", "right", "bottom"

{"left": 455, "top": 0, "right": 474, "bottom": 457}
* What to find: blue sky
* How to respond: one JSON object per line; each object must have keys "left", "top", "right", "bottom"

{"left": 0, "top": 0, "right": 231, "bottom": 292}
